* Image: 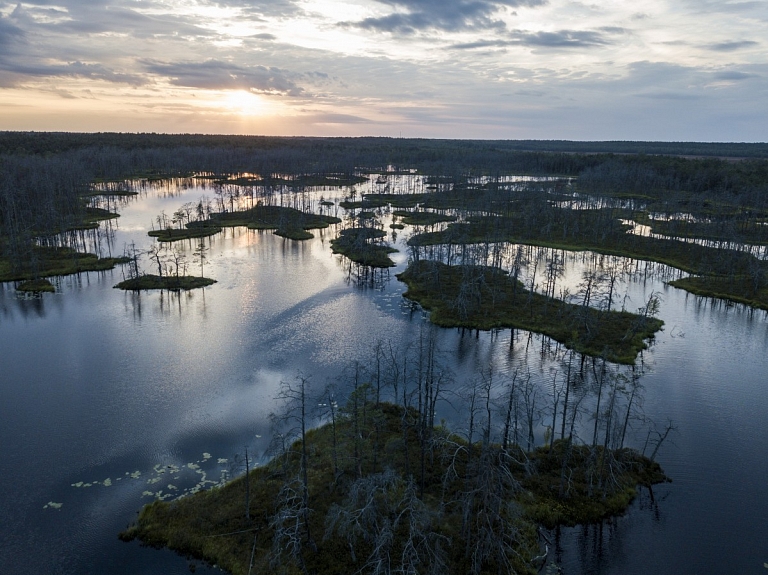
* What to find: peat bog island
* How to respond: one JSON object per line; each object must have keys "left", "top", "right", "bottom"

{"left": 3, "top": 133, "right": 768, "bottom": 574}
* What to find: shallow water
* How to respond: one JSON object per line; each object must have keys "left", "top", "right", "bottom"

{"left": 1, "top": 177, "right": 767, "bottom": 574}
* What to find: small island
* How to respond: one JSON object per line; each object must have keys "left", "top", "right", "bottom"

{"left": 330, "top": 227, "right": 398, "bottom": 267}
{"left": 121, "top": 400, "right": 667, "bottom": 575}
{"left": 397, "top": 260, "right": 663, "bottom": 364}
{"left": 16, "top": 278, "right": 55, "bottom": 293}
{"left": 149, "top": 205, "right": 341, "bottom": 243}
{"left": 114, "top": 274, "right": 216, "bottom": 291}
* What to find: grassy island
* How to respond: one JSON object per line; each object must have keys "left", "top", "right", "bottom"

{"left": 0, "top": 246, "right": 129, "bottom": 282}
{"left": 392, "top": 210, "right": 457, "bottom": 226}
{"left": 120, "top": 401, "right": 667, "bottom": 575}
{"left": 330, "top": 227, "right": 398, "bottom": 267}
{"left": 213, "top": 205, "right": 340, "bottom": 238}
{"left": 148, "top": 224, "right": 222, "bottom": 242}
{"left": 398, "top": 261, "right": 663, "bottom": 364}
{"left": 668, "top": 275, "right": 768, "bottom": 310}
{"left": 16, "top": 278, "right": 55, "bottom": 293}
{"left": 115, "top": 275, "right": 216, "bottom": 291}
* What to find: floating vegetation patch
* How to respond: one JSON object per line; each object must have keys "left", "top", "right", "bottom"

{"left": 43, "top": 501, "right": 63, "bottom": 510}
{"left": 69, "top": 453, "right": 238, "bottom": 506}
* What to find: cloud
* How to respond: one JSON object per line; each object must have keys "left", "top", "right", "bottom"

{"left": 634, "top": 91, "right": 703, "bottom": 100}
{"left": 450, "top": 28, "right": 621, "bottom": 50}
{"left": 712, "top": 70, "right": 755, "bottom": 81}
{"left": 301, "top": 112, "right": 371, "bottom": 124}
{"left": 704, "top": 40, "right": 759, "bottom": 52}
{"left": 4, "top": 1, "right": 214, "bottom": 42}
{"left": 344, "top": 0, "right": 547, "bottom": 34}
{"left": 0, "top": 59, "right": 145, "bottom": 86}
{"left": 0, "top": 14, "right": 25, "bottom": 48}
{"left": 142, "top": 59, "right": 305, "bottom": 96}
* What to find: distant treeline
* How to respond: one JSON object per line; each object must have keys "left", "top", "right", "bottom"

{"left": 2, "top": 132, "right": 767, "bottom": 159}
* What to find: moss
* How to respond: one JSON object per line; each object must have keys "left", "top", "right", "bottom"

{"left": 114, "top": 275, "right": 216, "bottom": 290}
{"left": 397, "top": 260, "right": 663, "bottom": 364}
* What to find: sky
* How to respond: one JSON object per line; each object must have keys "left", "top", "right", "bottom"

{"left": 0, "top": 0, "right": 766, "bottom": 140}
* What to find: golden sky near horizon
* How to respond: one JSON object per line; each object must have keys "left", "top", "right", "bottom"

{"left": 0, "top": 0, "right": 766, "bottom": 140}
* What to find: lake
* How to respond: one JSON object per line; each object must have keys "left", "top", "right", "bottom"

{"left": 1, "top": 176, "right": 766, "bottom": 574}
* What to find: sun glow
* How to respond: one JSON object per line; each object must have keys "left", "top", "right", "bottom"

{"left": 220, "top": 90, "right": 269, "bottom": 116}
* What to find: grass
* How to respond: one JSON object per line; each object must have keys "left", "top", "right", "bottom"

{"left": 0, "top": 246, "right": 129, "bottom": 282}
{"left": 16, "top": 278, "right": 55, "bottom": 292}
{"left": 397, "top": 260, "right": 663, "bottom": 364}
{"left": 330, "top": 227, "right": 398, "bottom": 267}
{"left": 114, "top": 275, "right": 216, "bottom": 291}
{"left": 668, "top": 275, "right": 768, "bottom": 310}
{"left": 120, "top": 401, "right": 666, "bottom": 575}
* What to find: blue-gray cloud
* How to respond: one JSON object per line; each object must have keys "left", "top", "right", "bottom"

{"left": 704, "top": 40, "right": 759, "bottom": 52}
{"left": 344, "top": 0, "right": 547, "bottom": 34}
{"left": 8, "top": 2, "right": 213, "bottom": 39}
{"left": 142, "top": 59, "right": 305, "bottom": 96}
{"left": 712, "top": 70, "right": 755, "bottom": 80}
{"left": 451, "top": 28, "right": 621, "bottom": 49}
{"left": 0, "top": 59, "right": 145, "bottom": 86}
{"left": 0, "top": 14, "right": 25, "bottom": 48}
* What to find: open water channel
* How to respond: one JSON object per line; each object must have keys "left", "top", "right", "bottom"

{"left": 1, "top": 176, "right": 766, "bottom": 574}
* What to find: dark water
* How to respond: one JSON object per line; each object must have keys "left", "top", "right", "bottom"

{"left": 1, "top": 179, "right": 767, "bottom": 574}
